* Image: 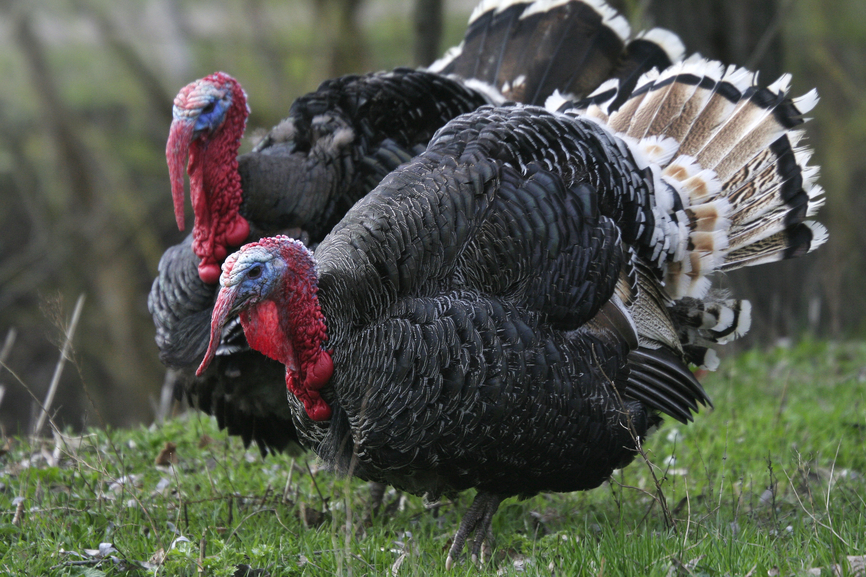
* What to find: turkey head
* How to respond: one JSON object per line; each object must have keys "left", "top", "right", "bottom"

{"left": 198, "top": 236, "right": 333, "bottom": 421}
{"left": 168, "top": 72, "right": 251, "bottom": 283}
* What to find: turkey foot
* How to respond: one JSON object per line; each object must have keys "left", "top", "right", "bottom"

{"left": 445, "top": 492, "right": 502, "bottom": 570}
{"left": 369, "top": 481, "right": 386, "bottom": 515}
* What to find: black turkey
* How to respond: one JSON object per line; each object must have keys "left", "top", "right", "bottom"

{"left": 150, "top": 0, "right": 684, "bottom": 456}
{"left": 167, "top": 0, "right": 682, "bottom": 284}
{"left": 197, "top": 57, "right": 825, "bottom": 565}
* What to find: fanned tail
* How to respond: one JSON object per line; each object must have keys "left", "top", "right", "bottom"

{"left": 669, "top": 293, "right": 752, "bottom": 369}
{"left": 573, "top": 57, "right": 826, "bottom": 303}
{"left": 430, "top": 0, "right": 683, "bottom": 105}
{"left": 558, "top": 57, "right": 825, "bottom": 367}
{"left": 604, "top": 28, "right": 685, "bottom": 112}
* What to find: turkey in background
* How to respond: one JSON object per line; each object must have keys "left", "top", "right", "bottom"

{"left": 149, "top": 0, "right": 685, "bottom": 460}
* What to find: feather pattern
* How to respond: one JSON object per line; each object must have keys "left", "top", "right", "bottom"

{"left": 199, "top": 49, "right": 826, "bottom": 564}
{"left": 255, "top": 116, "right": 715, "bottom": 493}
{"left": 571, "top": 58, "right": 826, "bottom": 301}
{"left": 151, "top": 0, "right": 688, "bottom": 457}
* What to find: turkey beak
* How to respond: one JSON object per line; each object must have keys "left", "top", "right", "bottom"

{"left": 166, "top": 119, "right": 196, "bottom": 231}
{"left": 196, "top": 283, "right": 242, "bottom": 376}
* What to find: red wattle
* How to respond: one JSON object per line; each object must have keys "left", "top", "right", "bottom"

{"left": 226, "top": 216, "right": 250, "bottom": 247}
{"left": 232, "top": 240, "right": 332, "bottom": 422}
{"left": 305, "top": 397, "right": 332, "bottom": 421}
{"left": 287, "top": 371, "right": 332, "bottom": 422}
{"left": 198, "top": 261, "right": 221, "bottom": 284}
{"left": 296, "top": 351, "right": 333, "bottom": 420}
{"left": 180, "top": 75, "right": 249, "bottom": 275}
{"left": 305, "top": 350, "right": 334, "bottom": 390}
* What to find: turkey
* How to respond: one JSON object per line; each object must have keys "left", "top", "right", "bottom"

{"left": 167, "top": 0, "right": 682, "bottom": 285}
{"left": 197, "top": 57, "right": 825, "bottom": 566}
{"left": 150, "top": 0, "right": 685, "bottom": 456}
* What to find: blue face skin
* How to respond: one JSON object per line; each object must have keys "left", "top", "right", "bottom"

{"left": 200, "top": 248, "right": 285, "bottom": 375}
{"left": 193, "top": 90, "right": 233, "bottom": 137}
{"left": 221, "top": 249, "right": 285, "bottom": 312}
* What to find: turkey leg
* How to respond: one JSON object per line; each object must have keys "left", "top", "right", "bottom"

{"left": 445, "top": 491, "right": 503, "bottom": 569}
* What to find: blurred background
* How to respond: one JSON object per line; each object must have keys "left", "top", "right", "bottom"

{"left": 1, "top": 0, "right": 864, "bottom": 434}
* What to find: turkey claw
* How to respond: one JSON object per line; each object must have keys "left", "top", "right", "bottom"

{"left": 445, "top": 492, "right": 502, "bottom": 570}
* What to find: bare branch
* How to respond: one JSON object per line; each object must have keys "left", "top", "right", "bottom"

{"left": 33, "top": 294, "right": 86, "bottom": 437}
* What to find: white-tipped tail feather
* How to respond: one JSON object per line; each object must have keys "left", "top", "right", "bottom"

{"left": 571, "top": 0, "right": 630, "bottom": 40}
{"left": 518, "top": 0, "right": 630, "bottom": 41}
{"left": 468, "top": 0, "right": 511, "bottom": 24}
{"left": 671, "top": 295, "right": 753, "bottom": 365}
{"left": 635, "top": 28, "right": 686, "bottom": 63}
{"left": 427, "top": 45, "right": 464, "bottom": 74}
{"left": 563, "top": 57, "right": 825, "bottom": 365}
{"left": 434, "top": 0, "right": 685, "bottom": 106}
{"left": 575, "top": 57, "right": 826, "bottom": 304}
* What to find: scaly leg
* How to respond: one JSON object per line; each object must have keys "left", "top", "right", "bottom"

{"left": 368, "top": 481, "right": 387, "bottom": 515}
{"left": 445, "top": 492, "right": 503, "bottom": 570}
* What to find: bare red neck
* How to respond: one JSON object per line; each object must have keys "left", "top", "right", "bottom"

{"left": 188, "top": 80, "right": 250, "bottom": 284}
{"left": 239, "top": 245, "right": 333, "bottom": 421}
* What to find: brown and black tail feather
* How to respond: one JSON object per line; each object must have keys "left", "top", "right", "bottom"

{"left": 560, "top": 58, "right": 825, "bottom": 381}
{"left": 430, "top": 0, "right": 645, "bottom": 105}
{"left": 572, "top": 58, "right": 826, "bottom": 300}
{"left": 604, "top": 29, "right": 685, "bottom": 112}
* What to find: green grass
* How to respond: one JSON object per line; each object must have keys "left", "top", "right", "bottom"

{"left": 2, "top": 340, "right": 865, "bottom": 575}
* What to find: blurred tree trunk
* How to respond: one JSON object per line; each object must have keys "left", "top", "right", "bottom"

{"left": 414, "top": 0, "right": 443, "bottom": 67}
{"left": 648, "top": 0, "right": 784, "bottom": 78}
{"left": 13, "top": 7, "right": 97, "bottom": 209}
{"left": 70, "top": 0, "right": 174, "bottom": 127}
{"left": 314, "top": 0, "right": 367, "bottom": 77}
{"left": 9, "top": 4, "right": 161, "bottom": 427}
{"left": 245, "top": 0, "right": 285, "bottom": 108}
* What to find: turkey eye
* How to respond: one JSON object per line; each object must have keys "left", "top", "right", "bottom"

{"left": 247, "top": 264, "right": 263, "bottom": 279}
{"left": 202, "top": 101, "right": 216, "bottom": 114}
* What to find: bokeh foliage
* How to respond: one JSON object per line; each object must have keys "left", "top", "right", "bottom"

{"left": 0, "top": 0, "right": 864, "bottom": 432}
